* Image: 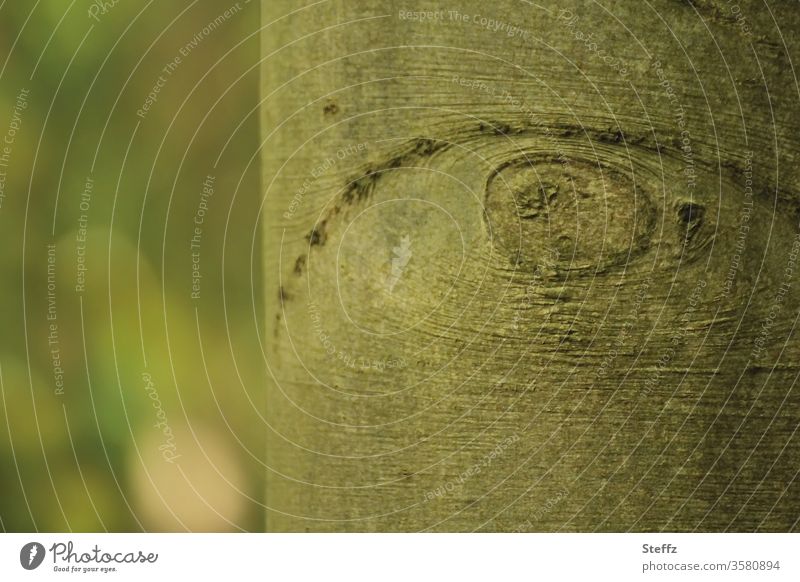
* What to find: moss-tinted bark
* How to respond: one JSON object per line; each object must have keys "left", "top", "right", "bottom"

{"left": 262, "top": 0, "right": 800, "bottom": 531}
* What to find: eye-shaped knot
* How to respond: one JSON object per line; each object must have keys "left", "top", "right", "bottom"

{"left": 484, "top": 155, "right": 657, "bottom": 272}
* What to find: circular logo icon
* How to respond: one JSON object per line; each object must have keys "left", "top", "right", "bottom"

{"left": 20, "top": 542, "right": 45, "bottom": 570}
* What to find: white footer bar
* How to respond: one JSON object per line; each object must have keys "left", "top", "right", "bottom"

{"left": 1, "top": 533, "right": 796, "bottom": 581}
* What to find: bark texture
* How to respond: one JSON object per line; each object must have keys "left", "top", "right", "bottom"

{"left": 262, "top": 0, "right": 800, "bottom": 531}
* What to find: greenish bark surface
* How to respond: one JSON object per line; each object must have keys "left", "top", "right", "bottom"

{"left": 262, "top": 0, "right": 800, "bottom": 531}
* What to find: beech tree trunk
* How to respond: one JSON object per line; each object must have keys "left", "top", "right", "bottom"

{"left": 261, "top": 0, "right": 800, "bottom": 531}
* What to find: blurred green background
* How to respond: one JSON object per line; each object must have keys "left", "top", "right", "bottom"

{"left": 0, "top": 1, "right": 264, "bottom": 531}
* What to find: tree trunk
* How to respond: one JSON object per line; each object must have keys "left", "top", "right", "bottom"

{"left": 261, "top": 0, "right": 800, "bottom": 531}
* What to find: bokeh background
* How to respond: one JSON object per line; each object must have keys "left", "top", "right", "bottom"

{"left": 0, "top": 1, "right": 264, "bottom": 531}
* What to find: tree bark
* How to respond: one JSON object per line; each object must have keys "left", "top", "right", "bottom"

{"left": 261, "top": 0, "right": 800, "bottom": 531}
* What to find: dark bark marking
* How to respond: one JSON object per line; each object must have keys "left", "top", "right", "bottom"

{"left": 294, "top": 255, "right": 306, "bottom": 276}
{"left": 323, "top": 100, "right": 339, "bottom": 116}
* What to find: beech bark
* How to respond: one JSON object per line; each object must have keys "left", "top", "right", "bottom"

{"left": 262, "top": 0, "right": 800, "bottom": 531}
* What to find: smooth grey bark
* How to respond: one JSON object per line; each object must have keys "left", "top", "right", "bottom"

{"left": 262, "top": 0, "right": 800, "bottom": 531}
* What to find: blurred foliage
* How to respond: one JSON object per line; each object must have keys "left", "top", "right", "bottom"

{"left": 0, "top": 1, "right": 263, "bottom": 531}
